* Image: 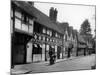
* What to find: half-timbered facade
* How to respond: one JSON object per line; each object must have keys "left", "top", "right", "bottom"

{"left": 11, "top": 1, "right": 64, "bottom": 66}
{"left": 11, "top": 1, "right": 36, "bottom": 65}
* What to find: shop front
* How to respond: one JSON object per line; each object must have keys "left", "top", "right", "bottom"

{"left": 12, "top": 32, "right": 32, "bottom": 65}
{"left": 32, "top": 43, "right": 42, "bottom": 62}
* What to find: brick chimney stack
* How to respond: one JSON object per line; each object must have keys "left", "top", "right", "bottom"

{"left": 49, "top": 7, "right": 58, "bottom": 21}
{"left": 54, "top": 8, "right": 58, "bottom": 21}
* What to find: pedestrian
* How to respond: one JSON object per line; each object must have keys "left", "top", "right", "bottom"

{"left": 49, "top": 48, "right": 56, "bottom": 65}
{"left": 67, "top": 44, "right": 73, "bottom": 58}
{"left": 67, "top": 47, "right": 71, "bottom": 58}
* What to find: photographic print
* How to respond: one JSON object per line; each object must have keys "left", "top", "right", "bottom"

{"left": 11, "top": 0, "right": 96, "bottom": 74}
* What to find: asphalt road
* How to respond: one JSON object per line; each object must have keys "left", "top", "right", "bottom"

{"left": 27, "top": 54, "right": 96, "bottom": 74}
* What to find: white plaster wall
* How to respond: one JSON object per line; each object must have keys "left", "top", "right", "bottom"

{"left": 42, "top": 44, "right": 45, "bottom": 61}
{"left": 26, "top": 42, "right": 33, "bottom": 63}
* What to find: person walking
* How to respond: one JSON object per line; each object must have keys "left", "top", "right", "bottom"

{"left": 49, "top": 48, "right": 56, "bottom": 65}
{"left": 67, "top": 44, "right": 73, "bottom": 58}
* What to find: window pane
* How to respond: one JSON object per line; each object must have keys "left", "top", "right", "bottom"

{"left": 15, "top": 10, "right": 21, "bottom": 18}
{"left": 29, "top": 19, "right": 33, "bottom": 25}
{"left": 47, "top": 30, "right": 49, "bottom": 35}
{"left": 43, "top": 36, "right": 45, "bottom": 41}
{"left": 39, "top": 36, "right": 41, "bottom": 40}
{"left": 29, "top": 25, "right": 33, "bottom": 33}
{"left": 50, "top": 31, "right": 52, "bottom": 36}
{"left": 22, "top": 23, "right": 28, "bottom": 32}
{"left": 43, "top": 28, "right": 46, "bottom": 33}
{"left": 15, "top": 18, "right": 21, "bottom": 29}
{"left": 46, "top": 45, "right": 49, "bottom": 51}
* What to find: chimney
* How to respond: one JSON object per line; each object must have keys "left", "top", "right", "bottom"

{"left": 54, "top": 8, "right": 58, "bottom": 21}
{"left": 49, "top": 7, "right": 54, "bottom": 21}
{"left": 49, "top": 7, "right": 58, "bottom": 21}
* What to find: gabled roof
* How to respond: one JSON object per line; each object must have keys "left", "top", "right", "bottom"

{"left": 12, "top": 1, "right": 36, "bottom": 18}
{"left": 77, "top": 34, "right": 86, "bottom": 44}
{"left": 12, "top": 1, "right": 64, "bottom": 34}
{"left": 56, "top": 22, "right": 69, "bottom": 35}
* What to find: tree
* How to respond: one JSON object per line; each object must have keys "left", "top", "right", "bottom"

{"left": 79, "top": 19, "right": 93, "bottom": 55}
{"left": 80, "top": 19, "right": 91, "bottom": 36}
{"left": 79, "top": 19, "right": 93, "bottom": 42}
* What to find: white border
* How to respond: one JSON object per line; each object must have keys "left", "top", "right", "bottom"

{"left": 0, "top": 0, "right": 99, "bottom": 75}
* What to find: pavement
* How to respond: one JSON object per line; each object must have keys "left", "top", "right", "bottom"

{"left": 11, "top": 54, "right": 96, "bottom": 74}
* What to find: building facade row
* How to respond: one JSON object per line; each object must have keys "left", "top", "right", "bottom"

{"left": 11, "top": 1, "right": 64, "bottom": 66}
{"left": 11, "top": 1, "right": 91, "bottom": 67}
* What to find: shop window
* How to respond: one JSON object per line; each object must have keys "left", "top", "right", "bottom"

{"left": 33, "top": 44, "right": 42, "bottom": 54}
{"left": 34, "top": 44, "right": 37, "bottom": 47}
{"left": 55, "top": 46, "right": 57, "bottom": 52}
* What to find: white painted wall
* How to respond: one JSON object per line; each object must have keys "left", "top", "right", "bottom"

{"left": 26, "top": 41, "right": 33, "bottom": 63}
{"left": 42, "top": 44, "right": 45, "bottom": 61}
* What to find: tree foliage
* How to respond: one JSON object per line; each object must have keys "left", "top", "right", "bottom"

{"left": 80, "top": 19, "right": 91, "bottom": 35}
{"left": 79, "top": 19, "right": 92, "bottom": 42}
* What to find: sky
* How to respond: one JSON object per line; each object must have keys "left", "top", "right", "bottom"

{"left": 34, "top": 2, "right": 96, "bottom": 36}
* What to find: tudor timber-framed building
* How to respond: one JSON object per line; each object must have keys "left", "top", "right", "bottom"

{"left": 11, "top": 1, "right": 36, "bottom": 66}
{"left": 11, "top": 1, "right": 64, "bottom": 67}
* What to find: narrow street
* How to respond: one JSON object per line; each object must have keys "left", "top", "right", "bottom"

{"left": 12, "top": 54, "right": 96, "bottom": 74}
